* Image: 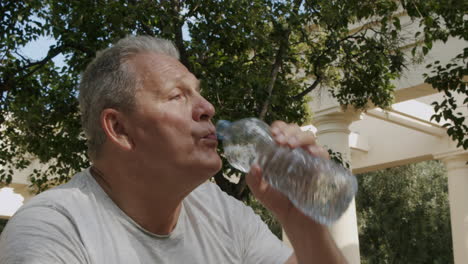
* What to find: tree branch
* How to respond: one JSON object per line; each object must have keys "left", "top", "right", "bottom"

{"left": 291, "top": 75, "right": 322, "bottom": 100}
{"left": 13, "top": 51, "right": 30, "bottom": 63}
{"left": 183, "top": 2, "right": 201, "bottom": 20}
{"left": 174, "top": 23, "right": 190, "bottom": 71}
{"left": 259, "top": 0, "right": 303, "bottom": 120}
{"left": 171, "top": 0, "right": 191, "bottom": 71}
{"left": 63, "top": 42, "right": 94, "bottom": 57}
{"left": 128, "top": 0, "right": 155, "bottom": 36}
{"left": 289, "top": 30, "right": 367, "bottom": 100}
{"left": 19, "top": 46, "right": 64, "bottom": 81}
{"left": 259, "top": 39, "right": 288, "bottom": 120}
{"left": 0, "top": 46, "right": 64, "bottom": 94}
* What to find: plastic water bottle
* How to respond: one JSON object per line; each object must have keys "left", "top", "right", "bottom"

{"left": 216, "top": 117, "right": 358, "bottom": 225}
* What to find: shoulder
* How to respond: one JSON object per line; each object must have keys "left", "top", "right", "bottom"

{"left": 0, "top": 198, "right": 89, "bottom": 263}
{"left": 18, "top": 169, "right": 98, "bottom": 216}
{"left": 0, "top": 170, "right": 95, "bottom": 263}
{"left": 2, "top": 169, "right": 97, "bottom": 243}
{"left": 25, "top": 170, "right": 90, "bottom": 205}
{"left": 2, "top": 169, "right": 94, "bottom": 235}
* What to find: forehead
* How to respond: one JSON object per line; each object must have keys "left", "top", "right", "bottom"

{"left": 129, "top": 52, "right": 197, "bottom": 91}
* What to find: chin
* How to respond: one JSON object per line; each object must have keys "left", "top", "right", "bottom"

{"left": 186, "top": 150, "right": 222, "bottom": 176}
{"left": 199, "top": 157, "right": 223, "bottom": 176}
{"left": 207, "top": 158, "right": 223, "bottom": 174}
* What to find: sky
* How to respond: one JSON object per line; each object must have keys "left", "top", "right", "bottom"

{"left": 19, "top": 17, "right": 192, "bottom": 69}
{"left": 20, "top": 36, "right": 66, "bottom": 68}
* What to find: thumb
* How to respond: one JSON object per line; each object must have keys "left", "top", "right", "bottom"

{"left": 246, "top": 164, "right": 268, "bottom": 197}
{"left": 246, "top": 164, "right": 294, "bottom": 220}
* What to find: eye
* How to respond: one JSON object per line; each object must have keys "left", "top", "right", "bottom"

{"left": 170, "top": 93, "right": 186, "bottom": 101}
{"left": 170, "top": 94, "right": 182, "bottom": 100}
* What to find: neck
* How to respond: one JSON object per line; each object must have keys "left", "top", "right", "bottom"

{"left": 90, "top": 165, "right": 184, "bottom": 235}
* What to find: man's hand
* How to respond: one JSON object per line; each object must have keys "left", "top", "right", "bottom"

{"left": 245, "top": 120, "right": 329, "bottom": 224}
{"left": 245, "top": 121, "right": 347, "bottom": 264}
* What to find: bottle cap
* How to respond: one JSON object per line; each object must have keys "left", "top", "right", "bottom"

{"left": 215, "top": 120, "right": 232, "bottom": 140}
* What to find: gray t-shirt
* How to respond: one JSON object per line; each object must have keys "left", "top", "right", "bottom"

{"left": 0, "top": 169, "right": 292, "bottom": 264}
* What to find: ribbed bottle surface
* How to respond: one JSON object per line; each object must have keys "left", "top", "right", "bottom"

{"left": 217, "top": 118, "right": 357, "bottom": 225}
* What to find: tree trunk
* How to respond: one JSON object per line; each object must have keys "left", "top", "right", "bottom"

{"left": 171, "top": 0, "right": 191, "bottom": 71}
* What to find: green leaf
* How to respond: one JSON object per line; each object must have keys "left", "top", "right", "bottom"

{"left": 423, "top": 46, "right": 429, "bottom": 55}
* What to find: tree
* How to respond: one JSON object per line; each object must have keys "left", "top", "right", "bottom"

{"left": 1, "top": 0, "right": 466, "bottom": 197}
{"left": 356, "top": 160, "right": 452, "bottom": 264}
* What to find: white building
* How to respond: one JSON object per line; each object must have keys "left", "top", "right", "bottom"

{"left": 307, "top": 34, "right": 467, "bottom": 263}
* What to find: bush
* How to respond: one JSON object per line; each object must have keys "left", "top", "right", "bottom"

{"left": 356, "top": 160, "right": 453, "bottom": 264}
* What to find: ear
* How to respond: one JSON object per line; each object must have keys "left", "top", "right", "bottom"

{"left": 100, "top": 108, "right": 133, "bottom": 151}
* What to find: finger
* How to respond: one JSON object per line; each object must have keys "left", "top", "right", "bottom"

{"left": 245, "top": 164, "right": 268, "bottom": 195}
{"left": 304, "top": 145, "right": 330, "bottom": 160}
{"left": 281, "top": 123, "right": 301, "bottom": 141}
{"left": 270, "top": 121, "right": 288, "bottom": 145}
{"left": 271, "top": 120, "right": 288, "bottom": 134}
{"left": 246, "top": 163, "right": 295, "bottom": 220}
{"left": 290, "top": 130, "right": 317, "bottom": 149}
{"left": 276, "top": 123, "right": 316, "bottom": 149}
{"left": 271, "top": 122, "right": 302, "bottom": 147}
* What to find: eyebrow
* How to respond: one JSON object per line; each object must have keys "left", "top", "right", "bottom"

{"left": 178, "top": 76, "right": 201, "bottom": 93}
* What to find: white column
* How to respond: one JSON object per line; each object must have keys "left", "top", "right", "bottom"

{"left": 313, "top": 111, "right": 361, "bottom": 264}
{"left": 440, "top": 153, "right": 468, "bottom": 264}
{"left": 0, "top": 183, "right": 33, "bottom": 218}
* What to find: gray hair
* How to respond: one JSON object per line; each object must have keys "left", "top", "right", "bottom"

{"left": 78, "top": 35, "right": 180, "bottom": 160}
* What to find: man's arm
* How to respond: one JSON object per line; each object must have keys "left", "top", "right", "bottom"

{"left": 248, "top": 164, "right": 347, "bottom": 264}
{"left": 246, "top": 121, "right": 347, "bottom": 264}
{"left": 281, "top": 208, "right": 346, "bottom": 264}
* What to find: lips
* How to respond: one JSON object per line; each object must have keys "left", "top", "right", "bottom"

{"left": 200, "top": 129, "right": 218, "bottom": 148}
{"left": 203, "top": 132, "right": 217, "bottom": 140}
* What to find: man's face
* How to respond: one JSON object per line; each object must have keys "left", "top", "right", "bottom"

{"left": 124, "top": 52, "right": 221, "bottom": 181}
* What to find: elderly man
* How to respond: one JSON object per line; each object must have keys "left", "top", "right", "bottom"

{"left": 0, "top": 36, "right": 346, "bottom": 263}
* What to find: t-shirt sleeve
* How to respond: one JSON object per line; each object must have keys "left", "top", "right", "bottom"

{"left": 0, "top": 206, "right": 88, "bottom": 264}
{"left": 238, "top": 204, "right": 294, "bottom": 264}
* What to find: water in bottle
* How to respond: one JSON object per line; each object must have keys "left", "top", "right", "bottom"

{"left": 216, "top": 117, "right": 358, "bottom": 225}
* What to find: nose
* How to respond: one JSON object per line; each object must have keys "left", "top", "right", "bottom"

{"left": 193, "top": 94, "right": 215, "bottom": 122}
